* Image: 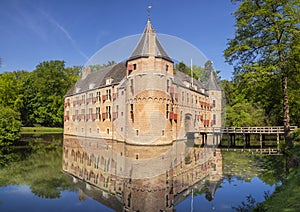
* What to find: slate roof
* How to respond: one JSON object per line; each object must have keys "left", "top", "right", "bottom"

{"left": 206, "top": 70, "right": 221, "bottom": 91}
{"left": 128, "top": 19, "right": 172, "bottom": 62}
{"left": 173, "top": 70, "right": 206, "bottom": 94}
{"left": 65, "top": 62, "right": 127, "bottom": 97}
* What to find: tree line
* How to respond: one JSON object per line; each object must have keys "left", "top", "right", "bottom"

{"left": 0, "top": 60, "right": 80, "bottom": 145}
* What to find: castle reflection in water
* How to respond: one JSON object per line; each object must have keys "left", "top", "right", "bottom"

{"left": 62, "top": 135, "right": 222, "bottom": 211}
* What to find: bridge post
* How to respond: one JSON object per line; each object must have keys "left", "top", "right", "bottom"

{"left": 246, "top": 134, "right": 250, "bottom": 147}
{"left": 233, "top": 134, "right": 236, "bottom": 146}
{"left": 226, "top": 133, "right": 230, "bottom": 148}
{"left": 260, "top": 134, "right": 263, "bottom": 148}
{"left": 277, "top": 133, "right": 280, "bottom": 150}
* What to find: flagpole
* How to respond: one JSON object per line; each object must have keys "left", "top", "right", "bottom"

{"left": 191, "top": 58, "right": 193, "bottom": 87}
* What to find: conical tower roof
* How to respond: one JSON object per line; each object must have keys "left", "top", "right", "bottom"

{"left": 128, "top": 18, "right": 172, "bottom": 62}
{"left": 207, "top": 70, "right": 221, "bottom": 91}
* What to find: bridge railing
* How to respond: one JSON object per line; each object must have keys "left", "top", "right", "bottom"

{"left": 198, "top": 126, "right": 298, "bottom": 134}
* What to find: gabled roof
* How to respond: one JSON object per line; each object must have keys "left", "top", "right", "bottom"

{"left": 65, "top": 62, "right": 126, "bottom": 97}
{"left": 128, "top": 19, "right": 172, "bottom": 62}
{"left": 206, "top": 70, "right": 221, "bottom": 91}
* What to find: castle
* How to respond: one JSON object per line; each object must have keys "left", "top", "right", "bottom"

{"left": 64, "top": 18, "right": 222, "bottom": 145}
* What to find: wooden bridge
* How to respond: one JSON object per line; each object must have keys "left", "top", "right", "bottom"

{"left": 194, "top": 126, "right": 298, "bottom": 149}
{"left": 223, "top": 147, "right": 283, "bottom": 155}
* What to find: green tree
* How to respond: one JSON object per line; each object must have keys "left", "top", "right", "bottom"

{"left": 0, "top": 71, "right": 26, "bottom": 109}
{"left": 225, "top": 102, "right": 266, "bottom": 127}
{"left": 0, "top": 105, "right": 22, "bottom": 146}
{"left": 22, "top": 61, "right": 79, "bottom": 127}
{"left": 175, "top": 61, "right": 207, "bottom": 80}
{"left": 224, "top": 0, "right": 300, "bottom": 148}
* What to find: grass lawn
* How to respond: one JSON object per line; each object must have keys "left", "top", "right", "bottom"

{"left": 21, "top": 127, "right": 63, "bottom": 134}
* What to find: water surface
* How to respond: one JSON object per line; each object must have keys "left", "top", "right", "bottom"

{"left": 0, "top": 134, "right": 283, "bottom": 211}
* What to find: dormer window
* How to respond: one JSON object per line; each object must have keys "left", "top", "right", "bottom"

{"left": 183, "top": 81, "right": 190, "bottom": 88}
{"left": 75, "top": 87, "right": 81, "bottom": 93}
{"left": 89, "top": 83, "right": 95, "bottom": 89}
{"left": 106, "top": 78, "right": 113, "bottom": 85}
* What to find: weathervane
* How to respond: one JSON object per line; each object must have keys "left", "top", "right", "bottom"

{"left": 147, "top": 5, "right": 152, "bottom": 20}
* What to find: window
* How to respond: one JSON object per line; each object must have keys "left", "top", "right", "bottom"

{"left": 130, "top": 79, "right": 134, "bottom": 94}
{"left": 96, "top": 92, "right": 101, "bottom": 102}
{"left": 89, "top": 93, "right": 93, "bottom": 100}
{"left": 106, "top": 106, "right": 111, "bottom": 120}
{"left": 89, "top": 108, "right": 93, "bottom": 120}
{"left": 180, "top": 111, "right": 183, "bottom": 122}
{"left": 81, "top": 109, "right": 85, "bottom": 121}
{"left": 187, "top": 93, "right": 189, "bottom": 103}
{"left": 75, "top": 110, "right": 79, "bottom": 120}
{"left": 182, "top": 92, "right": 184, "bottom": 102}
{"left": 213, "top": 114, "right": 216, "bottom": 125}
{"left": 130, "top": 104, "right": 134, "bottom": 122}
{"left": 106, "top": 89, "right": 111, "bottom": 101}
{"left": 212, "top": 100, "right": 216, "bottom": 108}
{"left": 82, "top": 95, "right": 85, "bottom": 104}
{"left": 96, "top": 107, "right": 100, "bottom": 119}
{"left": 167, "top": 80, "right": 169, "bottom": 92}
{"left": 166, "top": 64, "right": 169, "bottom": 72}
{"left": 166, "top": 104, "right": 169, "bottom": 119}
{"left": 133, "top": 64, "right": 137, "bottom": 70}
{"left": 136, "top": 130, "right": 139, "bottom": 136}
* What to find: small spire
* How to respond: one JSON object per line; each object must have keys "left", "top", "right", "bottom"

{"left": 147, "top": 5, "right": 152, "bottom": 20}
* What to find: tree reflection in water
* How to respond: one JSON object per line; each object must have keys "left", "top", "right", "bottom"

{"left": 0, "top": 134, "right": 73, "bottom": 199}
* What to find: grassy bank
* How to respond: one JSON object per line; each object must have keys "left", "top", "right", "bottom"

{"left": 255, "top": 167, "right": 300, "bottom": 211}
{"left": 21, "top": 127, "right": 63, "bottom": 134}
{"left": 254, "top": 144, "right": 300, "bottom": 211}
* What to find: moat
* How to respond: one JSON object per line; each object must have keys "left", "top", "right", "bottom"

{"left": 0, "top": 134, "right": 284, "bottom": 211}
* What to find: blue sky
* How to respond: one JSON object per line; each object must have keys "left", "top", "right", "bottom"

{"left": 0, "top": 0, "right": 238, "bottom": 80}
